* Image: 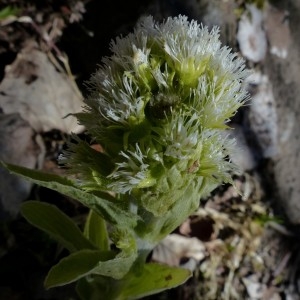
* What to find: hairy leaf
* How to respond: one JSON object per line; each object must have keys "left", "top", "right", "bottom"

{"left": 45, "top": 249, "right": 115, "bottom": 288}
{"left": 1, "top": 162, "right": 140, "bottom": 228}
{"left": 120, "top": 263, "right": 192, "bottom": 299}
{"left": 21, "top": 201, "right": 96, "bottom": 252}
{"left": 84, "top": 210, "right": 110, "bottom": 251}
{"left": 45, "top": 247, "right": 138, "bottom": 288}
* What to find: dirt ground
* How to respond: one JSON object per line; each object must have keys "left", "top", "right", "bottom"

{"left": 1, "top": 1, "right": 300, "bottom": 299}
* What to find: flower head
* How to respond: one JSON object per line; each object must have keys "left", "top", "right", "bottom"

{"left": 62, "top": 15, "right": 249, "bottom": 219}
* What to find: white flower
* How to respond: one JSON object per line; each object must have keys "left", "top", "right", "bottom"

{"left": 64, "top": 15, "right": 249, "bottom": 217}
{"left": 108, "top": 144, "right": 153, "bottom": 193}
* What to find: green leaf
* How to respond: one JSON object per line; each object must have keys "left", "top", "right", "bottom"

{"left": 45, "top": 249, "right": 115, "bottom": 288}
{"left": 0, "top": 6, "right": 20, "bottom": 21}
{"left": 21, "top": 201, "right": 96, "bottom": 253}
{"left": 76, "top": 275, "right": 127, "bottom": 300}
{"left": 45, "top": 247, "right": 138, "bottom": 288}
{"left": 92, "top": 248, "right": 137, "bottom": 279}
{"left": 75, "top": 263, "right": 192, "bottom": 300}
{"left": 76, "top": 276, "right": 107, "bottom": 300}
{"left": 1, "top": 162, "right": 140, "bottom": 228}
{"left": 84, "top": 210, "right": 110, "bottom": 251}
{"left": 76, "top": 275, "right": 123, "bottom": 300}
{"left": 121, "top": 263, "right": 192, "bottom": 299}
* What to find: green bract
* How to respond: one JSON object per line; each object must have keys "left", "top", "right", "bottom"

{"left": 2, "top": 15, "right": 249, "bottom": 299}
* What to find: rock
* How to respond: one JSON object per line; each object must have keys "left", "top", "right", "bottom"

{"left": 262, "top": 2, "right": 300, "bottom": 224}
{"left": 264, "top": 3, "right": 291, "bottom": 59}
{"left": 245, "top": 71, "right": 279, "bottom": 159}
{"left": 0, "top": 113, "right": 45, "bottom": 220}
{"left": 237, "top": 4, "right": 267, "bottom": 63}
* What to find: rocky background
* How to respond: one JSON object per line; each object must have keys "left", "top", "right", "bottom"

{"left": 1, "top": 0, "right": 300, "bottom": 299}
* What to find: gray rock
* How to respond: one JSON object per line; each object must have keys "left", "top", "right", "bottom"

{"left": 263, "top": 2, "right": 300, "bottom": 224}
{"left": 0, "top": 113, "right": 45, "bottom": 220}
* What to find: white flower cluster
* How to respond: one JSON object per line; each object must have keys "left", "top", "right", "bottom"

{"left": 63, "top": 15, "right": 249, "bottom": 216}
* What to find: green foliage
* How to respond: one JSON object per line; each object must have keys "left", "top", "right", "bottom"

{"left": 119, "top": 263, "right": 192, "bottom": 300}
{"left": 21, "top": 201, "right": 96, "bottom": 253}
{"left": 234, "top": 0, "right": 266, "bottom": 17}
{"left": 0, "top": 6, "right": 20, "bottom": 21}
{"left": 75, "top": 263, "right": 192, "bottom": 300}
{"left": 45, "top": 249, "right": 116, "bottom": 288}
{"left": 248, "top": 0, "right": 265, "bottom": 9}
{"left": 2, "top": 162, "right": 140, "bottom": 228}
{"left": 84, "top": 210, "right": 110, "bottom": 251}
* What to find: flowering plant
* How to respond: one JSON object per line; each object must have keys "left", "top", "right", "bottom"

{"left": 2, "top": 15, "right": 248, "bottom": 299}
